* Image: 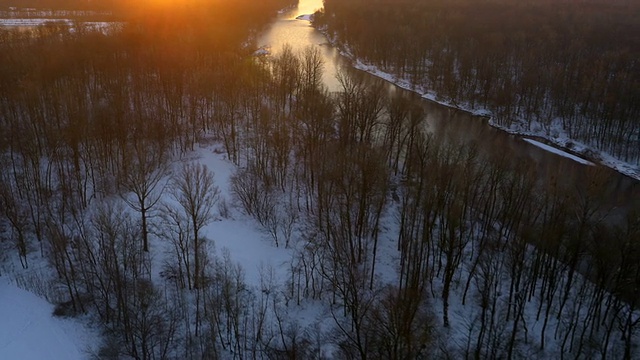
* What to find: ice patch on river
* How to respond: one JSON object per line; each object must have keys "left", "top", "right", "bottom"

{"left": 523, "top": 139, "right": 595, "bottom": 166}
{"left": 295, "top": 14, "right": 314, "bottom": 21}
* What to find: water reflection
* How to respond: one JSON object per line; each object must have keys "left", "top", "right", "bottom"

{"left": 257, "top": 0, "right": 342, "bottom": 91}
{"left": 258, "top": 0, "right": 639, "bottom": 218}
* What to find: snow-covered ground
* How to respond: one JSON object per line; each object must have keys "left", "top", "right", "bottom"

{"left": 1, "top": 134, "right": 635, "bottom": 358}
{"left": 0, "top": 279, "right": 99, "bottom": 360}
{"left": 176, "top": 145, "right": 295, "bottom": 287}
{"left": 0, "top": 18, "right": 119, "bottom": 31}
{"left": 0, "top": 18, "right": 73, "bottom": 26}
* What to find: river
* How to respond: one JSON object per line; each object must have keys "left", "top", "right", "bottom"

{"left": 258, "top": 0, "right": 639, "bottom": 218}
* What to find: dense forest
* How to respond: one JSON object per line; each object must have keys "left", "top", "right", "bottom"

{"left": 315, "top": 0, "right": 640, "bottom": 166}
{"left": 1, "top": 0, "right": 640, "bottom": 359}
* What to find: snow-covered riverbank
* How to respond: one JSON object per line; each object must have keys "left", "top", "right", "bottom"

{"left": 354, "top": 58, "right": 639, "bottom": 179}
{"left": 311, "top": 21, "right": 640, "bottom": 180}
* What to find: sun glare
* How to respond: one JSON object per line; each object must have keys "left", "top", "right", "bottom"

{"left": 144, "top": 0, "right": 206, "bottom": 8}
{"left": 121, "top": 0, "right": 202, "bottom": 20}
{"left": 142, "top": 0, "right": 182, "bottom": 9}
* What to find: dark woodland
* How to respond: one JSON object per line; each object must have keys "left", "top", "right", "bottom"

{"left": 0, "top": 0, "right": 639, "bottom": 359}
{"left": 315, "top": 0, "right": 640, "bottom": 163}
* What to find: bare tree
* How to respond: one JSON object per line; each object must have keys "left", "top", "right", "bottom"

{"left": 171, "top": 162, "right": 220, "bottom": 289}
{"left": 0, "top": 172, "right": 30, "bottom": 268}
{"left": 121, "top": 148, "right": 168, "bottom": 252}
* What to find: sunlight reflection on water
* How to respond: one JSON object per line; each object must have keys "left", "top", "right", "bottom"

{"left": 257, "top": 0, "right": 342, "bottom": 91}
{"left": 256, "top": 1, "right": 640, "bottom": 215}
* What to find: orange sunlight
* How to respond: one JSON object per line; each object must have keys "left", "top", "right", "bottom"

{"left": 134, "top": 0, "right": 188, "bottom": 11}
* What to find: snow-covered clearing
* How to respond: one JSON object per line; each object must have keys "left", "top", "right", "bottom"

{"left": 0, "top": 279, "right": 98, "bottom": 360}
{"left": 170, "top": 145, "right": 295, "bottom": 287}
{"left": 523, "top": 138, "right": 595, "bottom": 166}
{"left": 158, "top": 142, "right": 399, "bottom": 298}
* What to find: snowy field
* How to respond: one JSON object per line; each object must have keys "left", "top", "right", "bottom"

{"left": 163, "top": 145, "right": 295, "bottom": 287}
{"left": 0, "top": 18, "right": 119, "bottom": 31}
{"left": 0, "top": 279, "right": 98, "bottom": 359}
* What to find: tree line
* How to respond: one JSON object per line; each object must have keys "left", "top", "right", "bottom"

{"left": 314, "top": 0, "right": 640, "bottom": 165}
{"left": 0, "top": 0, "right": 639, "bottom": 358}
